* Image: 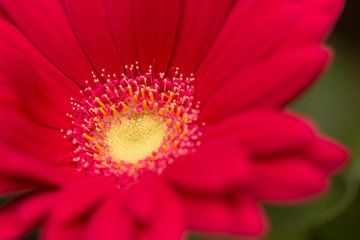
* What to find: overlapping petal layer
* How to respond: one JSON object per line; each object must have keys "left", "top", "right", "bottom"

{"left": 0, "top": 0, "right": 347, "bottom": 239}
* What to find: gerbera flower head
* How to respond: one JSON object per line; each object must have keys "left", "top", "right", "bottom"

{"left": 0, "top": 0, "right": 348, "bottom": 239}
{"left": 66, "top": 65, "right": 201, "bottom": 187}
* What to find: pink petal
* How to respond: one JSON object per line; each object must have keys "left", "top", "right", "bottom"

{"left": 0, "top": 0, "right": 92, "bottom": 82}
{"left": 254, "top": 158, "right": 327, "bottom": 202}
{"left": 164, "top": 139, "right": 253, "bottom": 193}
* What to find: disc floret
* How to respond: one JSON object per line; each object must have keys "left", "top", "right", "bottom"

{"left": 64, "top": 65, "right": 201, "bottom": 187}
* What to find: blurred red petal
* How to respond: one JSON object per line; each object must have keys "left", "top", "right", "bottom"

{"left": 205, "top": 110, "right": 314, "bottom": 156}
{"left": 86, "top": 192, "right": 132, "bottom": 240}
{"left": 0, "top": 192, "right": 56, "bottom": 240}
{"left": 200, "top": 47, "right": 329, "bottom": 122}
{"left": 254, "top": 158, "right": 327, "bottom": 202}
{"left": 183, "top": 193, "right": 267, "bottom": 236}
{"left": 164, "top": 139, "right": 253, "bottom": 193}
{"left": 306, "top": 136, "right": 349, "bottom": 173}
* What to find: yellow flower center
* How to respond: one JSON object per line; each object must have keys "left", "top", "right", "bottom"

{"left": 105, "top": 114, "right": 167, "bottom": 164}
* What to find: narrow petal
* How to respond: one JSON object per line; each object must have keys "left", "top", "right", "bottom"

{"left": 104, "top": 0, "right": 138, "bottom": 64}
{"left": 281, "top": 0, "right": 344, "bottom": 47}
{"left": 305, "top": 136, "right": 349, "bottom": 173}
{"left": 205, "top": 110, "right": 314, "bottom": 156}
{"left": 133, "top": 0, "right": 182, "bottom": 72}
{"left": 200, "top": 46, "right": 329, "bottom": 122}
{"left": 63, "top": 0, "right": 122, "bottom": 73}
{"left": 171, "top": 0, "right": 242, "bottom": 74}
{"left": 254, "top": 158, "right": 327, "bottom": 202}
{"left": 0, "top": 19, "right": 81, "bottom": 127}
{"left": 195, "top": 0, "right": 341, "bottom": 122}
{"left": 196, "top": 1, "right": 301, "bottom": 104}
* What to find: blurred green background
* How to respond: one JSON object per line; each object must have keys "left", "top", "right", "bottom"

{"left": 193, "top": 1, "right": 360, "bottom": 240}
{"left": 268, "top": 1, "right": 360, "bottom": 239}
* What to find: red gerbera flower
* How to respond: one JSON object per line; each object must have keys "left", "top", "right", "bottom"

{"left": 0, "top": 0, "right": 348, "bottom": 239}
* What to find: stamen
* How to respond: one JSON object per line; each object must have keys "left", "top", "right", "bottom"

{"left": 64, "top": 64, "right": 202, "bottom": 187}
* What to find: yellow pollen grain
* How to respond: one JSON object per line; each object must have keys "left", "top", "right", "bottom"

{"left": 105, "top": 114, "right": 167, "bottom": 164}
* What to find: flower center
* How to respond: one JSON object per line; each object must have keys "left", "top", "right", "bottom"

{"left": 105, "top": 113, "right": 167, "bottom": 164}
{"left": 64, "top": 64, "right": 201, "bottom": 187}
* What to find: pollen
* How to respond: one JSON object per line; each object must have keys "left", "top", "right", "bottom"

{"left": 105, "top": 114, "right": 167, "bottom": 164}
{"left": 64, "top": 64, "right": 202, "bottom": 187}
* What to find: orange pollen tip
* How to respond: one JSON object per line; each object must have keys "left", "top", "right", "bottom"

{"left": 64, "top": 64, "right": 203, "bottom": 188}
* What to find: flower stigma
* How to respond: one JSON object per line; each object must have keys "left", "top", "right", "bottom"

{"left": 63, "top": 64, "right": 202, "bottom": 187}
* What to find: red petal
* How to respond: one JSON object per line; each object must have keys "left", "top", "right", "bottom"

{"left": 254, "top": 158, "right": 327, "bottom": 202}
{"left": 205, "top": 110, "right": 315, "bottom": 156}
{"left": 196, "top": 1, "right": 301, "bottom": 104}
{"left": 281, "top": 0, "right": 344, "bottom": 47}
{"left": 104, "top": 0, "right": 138, "bottom": 64}
{"left": 182, "top": 193, "right": 267, "bottom": 236}
{"left": 0, "top": 192, "right": 56, "bottom": 240}
{"left": 127, "top": 177, "right": 185, "bottom": 240}
{"left": 171, "top": 0, "right": 243, "bottom": 74}
{"left": 87, "top": 176, "right": 185, "bottom": 240}
{"left": 0, "top": 148, "right": 63, "bottom": 192}
{"left": 86, "top": 192, "right": 133, "bottom": 240}
{"left": 200, "top": 46, "right": 329, "bottom": 122}
{"left": 0, "top": 5, "right": 9, "bottom": 21}
{"left": 133, "top": 0, "right": 181, "bottom": 72}
{"left": 305, "top": 136, "right": 349, "bottom": 173}
{"left": 195, "top": 0, "right": 342, "bottom": 122}
{"left": 42, "top": 178, "right": 115, "bottom": 240}
{"left": 0, "top": 21, "right": 81, "bottom": 127}
{"left": 124, "top": 176, "right": 160, "bottom": 223}
{"left": 63, "top": 0, "right": 122, "bottom": 73}
{"left": 0, "top": 0, "right": 92, "bottom": 82}
{"left": 164, "top": 139, "right": 253, "bottom": 193}
{"left": 0, "top": 102, "right": 72, "bottom": 165}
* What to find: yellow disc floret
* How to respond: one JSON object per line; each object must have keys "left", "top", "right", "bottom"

{"left": 105, "top": 114, "right": 167, "bottom": 164}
